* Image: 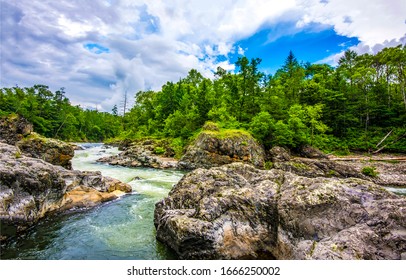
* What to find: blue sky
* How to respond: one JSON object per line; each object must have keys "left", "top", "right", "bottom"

{"left": 230, "top": 24, "right": 360, "bottom": 74}
{"left": 1, "top": 0, "right": 405, "bottom": 111}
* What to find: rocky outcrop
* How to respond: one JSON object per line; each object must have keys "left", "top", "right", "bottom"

{"left": 268, "top": 147, "right": 406, "bottom": 187}
{"left": 16, "top": 133, "right": 74, "bottom": 169}
{"left": 0, "top": 114, "right": 33, "bottom": 145}
{"left": 154, "top": 162, "right": 406, "bottom": 260}
{"left": 97, "top": 139, "right": 178, "bottom": 169}
{"left": 178, "top": 129, "right": 265, "bottom": 170}
{"left": 0, "top": 115, "right": 75, "bottom": 169}
{"left": 0, "top": 143, "right": 131, "bottom": 241}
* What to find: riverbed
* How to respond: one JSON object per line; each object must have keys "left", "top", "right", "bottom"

{"left": 1, "top": 144, "right": 184, "bottom": 259}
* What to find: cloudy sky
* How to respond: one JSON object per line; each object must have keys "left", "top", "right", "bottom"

{"left": 1, "top": 0, "right": 405, "bottom": 112}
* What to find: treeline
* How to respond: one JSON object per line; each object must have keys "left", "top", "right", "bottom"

{"left": 124, "top": 45, "right": 406, "bottom": 153}
{"left": 0, "top": 85, "right": 121, "bottom": 141}
{"left": 1, "top": 45, "right": 405, "bottom": 152}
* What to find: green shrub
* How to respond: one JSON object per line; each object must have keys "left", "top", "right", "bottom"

{"left": 361, "top": 166, "right": 379, "bottom": 177}
{"left": 153, "top": 146, "right": 166, "bottom": 155}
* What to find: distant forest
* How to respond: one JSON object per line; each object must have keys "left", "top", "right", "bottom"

{"left": 1, "top": 45, "right": 405, "bottom": 153}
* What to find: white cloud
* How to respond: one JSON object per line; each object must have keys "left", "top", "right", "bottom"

{"left": 1, "top": 0, "right": 405, "bottom": 111}
{"left": 298, "top": 0, "right": 406, "bottom": 51}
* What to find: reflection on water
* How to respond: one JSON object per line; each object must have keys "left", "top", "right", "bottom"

{"left": 1, "top": 144, "right": 184, "bottom": 260}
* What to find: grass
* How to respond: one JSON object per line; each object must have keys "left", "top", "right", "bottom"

{"left": 361, "top": 166, "right": 379, "bottom": 177}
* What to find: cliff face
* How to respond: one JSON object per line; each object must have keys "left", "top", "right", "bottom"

{"left": 154, "top": 162, "right": 406, "bottom": 260}
{"left": 178, "top": 129, "right": 265, "bottom": 170}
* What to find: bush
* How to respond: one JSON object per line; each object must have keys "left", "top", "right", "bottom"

{"left": 361, "top": 166, "right": 379, "bottom": 177}
{"left": 153, "top": 147, "right": 166, "bottom": 155}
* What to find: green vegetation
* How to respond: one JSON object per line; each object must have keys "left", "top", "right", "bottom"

{"left": 153, "top": 147, "right": 166, "bottom": 155}
{"left": 361, "top": 166, "right": 379, "bottom": 177}
{"left": 0, "top": 85, "right": 121, "bottom": 142}
{"left": 1, "top": 45, "right": 405, "bottom": 153}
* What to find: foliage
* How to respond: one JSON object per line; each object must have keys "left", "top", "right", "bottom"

{"left": 361, "top": 166, "right": 379, "bottom": 177}
{"left": 153, "top": 147, "right": 166, "bottom": 155}
{"left": 2, "top": 45, "right": 405, "bottom": 153}
{"left": 0, "top": 85, "right": 122, "bottom": 142}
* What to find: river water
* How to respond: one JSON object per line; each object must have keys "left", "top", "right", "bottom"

{"left": 1, "top": 143, "right": 184, "bottom": 259}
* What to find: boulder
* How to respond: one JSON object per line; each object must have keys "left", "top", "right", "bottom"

{"left": 0, "top": 115, "right": 74, "bottom": 169}
{"left": 0, "top": 143, "right": 131, "bottom": 241}
{"left": 268, "top": 146, "right": 291, "bottom": 162}
{"left": 154, "top": 162, "right": 406, "bottom": 260}
{"left": 0, "top": 114, "right": 33, "bottom": 145}
{"left": 297, "top": 145, "right": 328, "bottom": 159}
{"left": 178, "top": 129, "right": 265, "bottom": 170}
{"left": 16, "top": 133, "right": 75, "bottom": 169}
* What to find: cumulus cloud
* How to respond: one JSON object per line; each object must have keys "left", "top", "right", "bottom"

{"left": 1, "top": 0, "right": 405, "bottom": 111}
{"left": 298, "top": 0, "right": 406, "bottom": 53}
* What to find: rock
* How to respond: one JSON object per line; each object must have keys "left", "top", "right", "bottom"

{"left": 0, "top": 114, "right": 75, "bottom": 169}
{"left": 297, "top": 145, "right": 328, "bottom": 159}
{"left": 0, "top": 114, "right": 33, "bottom": 145}
{"left": 178, "top": 129, "right": 265, "bottom": 170}
{"left": 269, "top": 146, "right": 291, "bottom": 162}
{"left": 0, "top": 143, "right": 131, "bottom": 241}
{"left": 16, "top": 133, "right": 74, "bottom": 169}
{"left": 97, "top": 138, "right": 178, "bottom": 169}
{"left": 154, "top": 162, "right": 406, "bottom": 260}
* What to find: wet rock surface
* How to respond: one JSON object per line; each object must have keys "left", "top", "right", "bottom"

{"left": 154, "top": 162, "right": 406, "bottom": 260}
{"left": 0, "top": 143, "right": 131, "bottom": 241}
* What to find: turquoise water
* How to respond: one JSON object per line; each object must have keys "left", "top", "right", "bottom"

{"left": 0, "top": 144, "right": 184, "bottom": 259}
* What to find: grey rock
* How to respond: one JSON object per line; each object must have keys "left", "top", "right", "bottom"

{"left": 154, "top": 162, "right": 406, "bottom": 260}
{"left": 0, "top": 143, "right": 131, "bottom": 241}
{"left": 178, "top": 130, "right": 265, "bottom": 170}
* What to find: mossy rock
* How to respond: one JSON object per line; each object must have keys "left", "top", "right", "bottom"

{"left": 202, "top": 121, "right": 220, "bottom": 131}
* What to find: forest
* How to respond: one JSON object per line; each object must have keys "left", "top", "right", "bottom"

{"left": 1, "top": 45, "right": 405, "bottom": 153}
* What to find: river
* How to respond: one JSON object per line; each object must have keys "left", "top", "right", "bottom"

{"left": 1, "top": 143, "right": 184, "bottom": 259}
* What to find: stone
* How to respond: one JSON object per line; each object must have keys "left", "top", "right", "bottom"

{"left": 268, "top": 146, "right": 291, "bottom": 162}
{"left": 0, "top": 143, "right": 131, "bottom": 241}
{"left": 154, "top": 162, "right": 406, "bottom": 260}
{"left": 17, "top": 133, "right": 75, "bottom": 169}
{"left": 178, "top": 129, "right": 265, "bottom": 170}
{"left": 0, "top": 114, "right": 33, "bottom": 145}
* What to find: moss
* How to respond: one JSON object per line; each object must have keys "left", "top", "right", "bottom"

{"left": 202, "top": 121, "right": 220, "bottom": 131}
{"left": 290, "top": 162, "right": 310, "bottom": 171}
{"left": 264, "top": 161, "right": 274, "bottom": 170}
{"left": 327, "top": 170, "right": 338, "bottom": 177}
{"left": 361, "top": 166, "right": 379, "bottom": 177}
{"left": 15, "top": 151, "right": 22, "bottom": 159}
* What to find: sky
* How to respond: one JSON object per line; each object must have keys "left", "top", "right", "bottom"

{"left": 1, "top": 0, "right": 406, "bottom": 112}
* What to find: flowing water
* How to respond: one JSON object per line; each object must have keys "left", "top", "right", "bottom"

{"left": 1, "top": 143, "right": 185, "bottom": 259}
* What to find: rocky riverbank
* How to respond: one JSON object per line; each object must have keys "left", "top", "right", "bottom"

{"left": 97, "top": 139, "right": 178, "bottom": 169}
{"left": 0, "top": 143, "right": 131, "bottom": 241}
{"left": 154, "top": 162, "right": 406, "bottom": 260}
{"left": 0, "top": 115, "right": 132, "bottom": 241}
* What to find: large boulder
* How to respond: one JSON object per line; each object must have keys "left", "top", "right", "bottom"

{"left": 0, "top": 115, "right": 74, "bottom": 169}
{"left": 17, "top": 133, "right": 74, "bottom": 169}
{"left": 154, "top": 162, "right": 406, "bottom": 260}
{"left": 178, "top": 129, "right": 265, "bottom": 170}
{"left": 0, "top": 143, "right": 131, "bottom": 241}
